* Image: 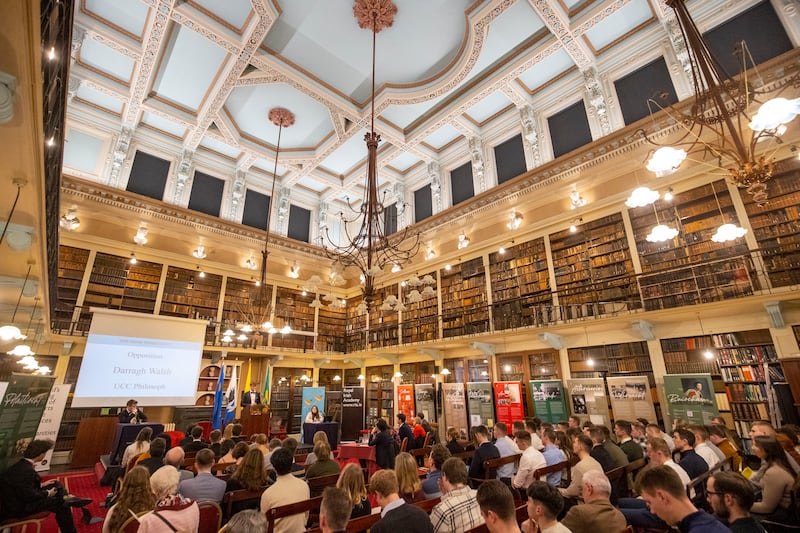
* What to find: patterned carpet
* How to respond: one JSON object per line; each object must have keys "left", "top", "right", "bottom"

{"left": 38, "top": 471, "right": 109, "bottom": 533}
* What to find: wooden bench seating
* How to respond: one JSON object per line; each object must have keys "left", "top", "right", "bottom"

{"left": 222, "top": 487, "right": 267, "bottom": 519}
{"left": 470, "top": 453, "right": 522, "bottom": 488}
{"left": 306, "top": 473, "right": 341, "bottom": 497}
{"left": 304, "top": 497, "right": 440, "bottom": 533}
{"left": 266, "top": 495, "right": 323, "bottom": 533}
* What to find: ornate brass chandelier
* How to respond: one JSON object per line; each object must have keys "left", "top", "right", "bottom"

{"left": 229, "top": 108, "right": 295, "bottom": 342}
{"left": 323, "top": 0, "right": 420, "bottom": 311}
{"left": 642, "top": 0, "right": 800, "bottom": 205}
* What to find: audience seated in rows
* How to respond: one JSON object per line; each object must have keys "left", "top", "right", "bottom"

{"left": 613, "top": 420, "right": 644, "bottom": 463}
{"left": 259, "top": 447, "right": 309, "bottom": 533}
{"left": 673, "top": 427, "right": 709, "bottom": 479}
{"left": 540, "top": 429, "right": 567, "bottom": 487}
{"left": 559, "top": 434, "right": 602, "bottom": 500}
{"left": 423, "top": 444, "right": 451, "bottom": 499}
{"left": 102, "top": 466, "right": 154, "bottom": 533}
{"left": 430, "top": 457, "right": 484, "bottom": 533}
{"left": 707, "top": 471, "right": 767, "bottom": 533}
{"left": 224, "top": 509, "right": 265, "bottom": 533}
{"left": 303, "top": 431, "right": 329, "bottom": 467}
{"left": 122, "top": 427, "right": 152, "bottom": 467}
{"left": 319, "top": 487, "right": 353, "bottom": 533}
{"left": 370, "top": 469, "right": 433, "bottom": 533}
{"left": 208, "top": 430, "right": 222, "bottom": 457}
{"left": 521, "top": 481, "right": 569, "bottom": 533}
{"left": 511, "top": 430, "right": 546, "bottom": 490}
{"left": 164, "top": 447, "right": 193, "bottom": 482}
{"left": 470, "top": 425, "right": 500, "bottom": 480}
{"left": 476, "top": 480, "right": 520, "bottom": 533}
{"left": 305, "top": 441, "right": 340, "bottom": 479}
{"left": 138, "top": 466, "right": 199, "bottom": 533}
{"left": 561, "top": 469, "right": 626, "bottom": 533}
{"left": 446, "top": 427, "right": 465, "bottom": 455}
{"left": 182, "top": 426, "right": 208, "bottom": 453}
{"left": 336, "top": 462, "right": 371, "bottom": 519}
{"left": 396, "top": 451, "right": 425, "bottom": 503}
{"left": 749, "top": 436, "right": 796, "bottom": 522}
{"left": 139, "top": 437, "right": 168, "bottom": 476}
{"left": 493, "top": 423, "right": 521, "bottom": 481}
{"left": 176, "top": 449, "right": 225, "bottom": 503}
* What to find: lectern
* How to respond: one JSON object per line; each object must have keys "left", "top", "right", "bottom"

{"left": 239, "top": 404, "right": 269, "bottom": 437}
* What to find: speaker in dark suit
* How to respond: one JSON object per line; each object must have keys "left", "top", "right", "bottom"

{"left": 240, "top": 388, "right": 262, "bottom": 406}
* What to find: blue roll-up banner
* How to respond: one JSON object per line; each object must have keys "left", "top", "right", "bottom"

{"left": 301, "top": 386, "right": 326, "bottom": 442}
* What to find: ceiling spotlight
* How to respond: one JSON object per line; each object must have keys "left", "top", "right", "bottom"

{"left": 129, "top": 252, "right": 137, "bottom": 265}
{"left": 587, "top": 358, "right": 595, "bottom": 367}
{"left": 36, "top": 366, "right": 51, "bottom": 375}
{"left": 59, "top": 208, "right": 80, "bottom": 231}
{"left": 507, "top": 209, "right": 523, "bottom": 230}
{"left": 663, "top": 188, "right": 674, "bottom": 202}
{"left": 444, "top": 263, "right": 451, "bottom": 271}
{"left": 46, "top": 136, "right": 55, "bottom": 147}
{"left": 457, "top": 232, "right": 470, "bottom": 250}
{"left": 192, "top": 245, "right": 207, "bottom": 259}
{"left": 703, "top": 349, "right": 715, "bottom": 360}
{"left": 133, "top": 226, "right": 148, "bottom": 245}
{"left": 280, "top": 325, "right": 292, "bottom": 334}
{"left": 47, "top": 46, "right": 56, "bottom": 61}
{"left": 394, "top": 371, "right": 403, "bottom": 378}
{"left": 222, "top": 335, "right": 232, "bottom": 343}
{"left": 288, "top": 260, "right": 300, "bottom": 279}
{"left": 301, "top": 289, "right": 307, "bottom": 296}
{"left": 425, "top": 247, "right": 436, "bottom": 260}
{"left": 197, "top": 266, "right": 205, "bottom": 278}
{"left": 646, "top": 147, "right": 687, "bottom": 178}
{"left": 570, "top": 188, "right": 587, "bottom": 209}
{"left": 245, "top": 256, "right": 258, "bottom": 270}
{"left": 569, "top": 218, "right": 583, "bottom": 233}
{"left": 498, "top": 246, "right": 505, "bottom": 255}
{"left": 391, "top": 262, "right": 401, "bottom": 273}
{"left": 237, "top": 333, "right": 247, "bottom": 341}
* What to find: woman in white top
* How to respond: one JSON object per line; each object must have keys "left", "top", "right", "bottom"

{"left": 121, "top": 426, "right": 152, "bottom": 467}
{"left": 305, "top": 405, "right": 323, "bottom": 423}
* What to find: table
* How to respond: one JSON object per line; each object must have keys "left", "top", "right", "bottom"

{"left": 337, "top": 443, "right": 379, "bottom": 475}
{"left": 303, "top": 421, "right": 340, "bottom": 450}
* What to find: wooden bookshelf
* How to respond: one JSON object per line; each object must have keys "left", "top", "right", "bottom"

{"left": 549, "top": 213, "right": 639, "bottom": 316}
{"left": 83, "top": 252, "right": 163, "bottom": 314}
{"left": 345, "top": 297, "right": 366, "bottom": 352}
{"left": 398, "top": 361, "right": 437, "bottom": 385}
{"left": 741, "top": 168, "right": 800, "bottom": 287}
{"left": 274, "top": 286, "right": 314, "bottom": 332}
{"left": 489, "top": 238, "right": 551, "bottom": 330}
{"left": 711, "top": 329, "right": 782, "bottom": 450}
{"left": 317, "top": 304, "right": 346, "bottom": 352}
{"left": 527, "top": 350, "right": 561, "bottom": 381}
{"left": 196, "top": 362, "right": 235, "bottom": 406}
{"left": 630, "top": 180, "right": 757, "bottom": 311}
{"left": 440, "top": 257, "right": 488, "bottom": 338}
{"left": 269, "top": 368, "right": 312, "bottom": 434}
{"left": 221, "top": 276, "right": 262, "bottom": 327}
{"left": 54, "top": 245, "right": 90, "bottom": 331}
{"left": 368, "top": 286, "right": 399, "bottom": 349}
{"left": 123, "top": 258, "right": 163, "bottom": 313}
{"left": 160, "top": 266, "right": 221, "bottom": 320}
{"left": 401, "top": 271, "right": 438, "bottom": 344}
{"left": 366, "top": 365, "right": 394, "bottom": 425}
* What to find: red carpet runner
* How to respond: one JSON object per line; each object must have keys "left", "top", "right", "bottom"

{"left": 38, "top": 471, "right": 108, "bottom": 533}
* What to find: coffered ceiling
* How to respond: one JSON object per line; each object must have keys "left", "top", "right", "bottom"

{"left": 62, "top": 0, "right": 781, "bottom": 208}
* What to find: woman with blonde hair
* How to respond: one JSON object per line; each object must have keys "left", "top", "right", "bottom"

{"left": 122, "top": 427, "right": 153, "bottom": 467}
{"left": 222, "top": 423, "right": 234, "bottom": 440}
{"left": 305, "top": 441, "right": 340, "bottom": 479}
{"left": 336, "top": 463, "right": 370, "bottom": 518}
{"left": 445, "top": 427, "right": 464, "bottom": 455}
{"left": 303, "top": 430, "right": 330, "bottom": 467}
{"left": 103, "top": 466, "right": 155, "bottom": 533}
{"left": 226, "top": 448, "right": 269, "bottom": 492}
{"left": 394, "top": 452, "right": 424, "bottom": 503}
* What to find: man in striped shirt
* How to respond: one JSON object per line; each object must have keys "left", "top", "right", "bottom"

{"left": 430, "top": 457, "right": 485, "bottom": 533}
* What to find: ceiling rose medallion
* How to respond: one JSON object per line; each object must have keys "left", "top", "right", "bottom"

{"left": 353, "top": 0, "right": 397, "bottom": 31}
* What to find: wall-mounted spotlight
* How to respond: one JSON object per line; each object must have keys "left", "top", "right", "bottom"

{"left": 192, "top": 245, "right": 207, "bottom": 259}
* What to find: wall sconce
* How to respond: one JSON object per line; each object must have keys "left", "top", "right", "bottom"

{"left": 129, "top": 252, "right": 137, "bottom": 265}
{"left": 507, "top": 209, "right": 523, "bottom": 230}
{"left": 391, "top": 262, "right": 401, "bottom": 273}
{"left": 569, "top": 218, "right": 583, "bottom": 233}
{"left": 133, "top": 226, "right": 148, "bottom": 245}
{"left": 570, "top": 188, "right": 587, "bottom": 209}
{"left": 245, "top": 256, "right": 258, "bottom": 270}
{"left": 663, "top": 188, "right": 674, "bottom": 202}
{"left": 333, "top": 375, "right": 342, "bottom": 382}
{"left": 425, "top": 247, "right": 436, "bottom": 260}
{"left": 457, "top": 232, "right": 470, "bottom": 250}
{"left": 59, "top": 208, "right": 80, "bottom": 231}
{"left": 192, "top": 245, "right": 207, "bottom": 259}
{"left": 288, "top": 260, "right": 300, "bottom": 278}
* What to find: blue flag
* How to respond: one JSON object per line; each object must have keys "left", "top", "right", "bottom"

{"left": 211, "top": 363, "right": 225, "bottom": 430}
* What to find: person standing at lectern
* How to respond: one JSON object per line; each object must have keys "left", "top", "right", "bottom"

{"left": 241, "top": 385, "right": 261, "bottom": 407}
{"left": 119, "top": 399, "right": 147, "bottom": 423}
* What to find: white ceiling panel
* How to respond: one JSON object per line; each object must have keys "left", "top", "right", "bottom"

{"left": 151, "top": 25, "right": 228, "bottom": 111}
{"left": 423, "top": 124, "right": 461, "bottom": 150}
{"left": 79, "top": 39, "right": 135, "bottom": 82}
{"left": 141, "top": 112, "right": 187, "bottom": 138}
{"left": 64, "top": 129, "right": 105, "bottom": 173}
{"left": 388, "top": 152, "right": 421, "bottom": 172}
{"left": 297, "top": 176, "right": 328, "bottom": 193}
{"left": 192, "top": 0, "right": 252, "bottom": 30}
{"left": 84, "top": 0, "right": 149, "bottom": 37}
{"left": 75, "top": 84, "right": 124, "bottom": 114}
{"left": 319, "top": 128, "right": 377, "bottom": 174}
{"left": 516, "top": 48, "right": 574, "bottom": 92}
{"left": 252, "top": 158, "right": 287, "bottom": 176}
{"left": 465, "top": 91, "right": 513, "bottom": 123}
{"left": 200, "top": 136, "right": 242, "bottom": 158}
{"left": 264, "top": 0, "right": 471, "bottom": 102}
{"left": 583, "top": 0, "right": 652, "bottom": 51}
{"left": 380, "top": 93, "right": 447, "bottom": 130}
{"left": 226, "top": 83, "right": 332, "bottom": 149}
{"left": 461, "top": 1, "right": 543, "bottom": 87}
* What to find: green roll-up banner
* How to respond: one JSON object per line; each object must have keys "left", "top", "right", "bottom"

{"left": 530, "top": 379, "right": 568, "bottom": 423}
{"left": 663, "top": 373, "right": 720, "bottom": 426}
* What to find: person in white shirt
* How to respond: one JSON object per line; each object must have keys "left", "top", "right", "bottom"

{"left": 492, "top": 423, "right": 520, "bottom": 481}
{"left": 645, "top": 424, "right": 675, "bottom": 452}
{"left": 526, "top": 420, "right": 545, "bottom": 451}
{"left": 520, "top": 481, "right": 571, "bottom": 533}
{"left": 512, "top": 431, "right": 547, "bottom": 491}
{"left": 690, "top": 425, "right": 719, "bottom": 469}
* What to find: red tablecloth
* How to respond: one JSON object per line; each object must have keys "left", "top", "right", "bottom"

{"left": 337, "top": 443, "right": 380, "bottom": 475}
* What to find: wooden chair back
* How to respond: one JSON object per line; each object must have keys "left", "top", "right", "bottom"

{"left": 222, "top": 488, "right": 266, "bottom": 520}
{"left": 453, "top": 449, "right": 475, "bottom": 465}
{"left": 400, "top": 437, "right": 409, "bottom": 453}
{"left": 119, "top": 515, "right": 141, "bottom": 533}
{"left": 463, "top": 503, "right": 527, "bottom": 533}
{"left": 606, "top": 465, "right": 629, "bottom": 503}
{"left": 532, "top": 460, "right": 570, "bottom": 482}
{"left": 423, "top": 433, "right": 432, "bottom": 448}
{"left": 410, "top": 446, "right": 431, "bottom": 459}
{"left": 473, "top": 453, "right": 521, "bottom": 486}
{"left": 294, "top": 453, "right": 308, "bottom": 465}
{"left": 212, "top": 462, "right": 235, "bottom": 476}
{"left": 197, "top": 502, "right": 222, "bottom": 533}
{"left": 307, "top": 473, "right": 341, "bottom": 497}
{"left": 414, "top": 497, "right": 440, "bottom": 514}
{"left": 266, "top": 496, "right": 323, "bottom": 533}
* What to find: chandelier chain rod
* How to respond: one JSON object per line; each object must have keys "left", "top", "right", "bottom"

{"left": 11, "top": 264, "right": 32, "bottom": 324}
{"left": 260, "top": 122, "right": 284, "bottom": 288}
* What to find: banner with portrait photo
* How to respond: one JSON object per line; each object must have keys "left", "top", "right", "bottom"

{"left": 414, "top": 384, "right": 435, "bottom": 423}
{"left": 606, "top": 376, "right": 657, "bottom": 423}
{"left": 301, "top": 386, "right": 326, "bottom": 429}
{"left": 566, "top": 378, "right": 610, "bottom": 427}
{"left": 530, "top": 380, "right": 567, "bottom": 424}
{"left": 443, "top": 383, "right": 468, "bottom": 439}
{"left": 466, "top": 382, "right": 495, "bottom": 429}
{"left": 493, "top": 381, "right": 524, "bottom": 427}
{"left": 663, "top": 374, "right": 719, "bottom": 426}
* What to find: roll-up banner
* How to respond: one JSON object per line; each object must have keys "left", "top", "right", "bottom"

{"left": 466, "top": 382, "right": 495, "bottom": 429}
{"left": 397, "top": 384, "right": 416, "bottom": 420}
{"left": 493, "top": 381, "right": 524, "bottom": 427}
{"left": 341, "top": 386, "right": 365, "bottom": 441}
{"left": 442, "top": 383, "right": 468, "bottom": 439}
{"left": 34, "top": 383, "right": 72, "bottom": 472}
{"left": 663, "top": 374, "right": 720, "bottom": 426}
{"left": 566, "top": 378, "right": 610, "bottom": 427}
{"left": 414, "top": 384, "right": 436, "bottom": 423}
{"left": 606, "top": 376, "right": 658, "bottom": 423}
{"left": 0, "top": 374, "right": 55, "bottom": 473}
{"left": 530, "top": 380, "right": 567, "bottom": 424}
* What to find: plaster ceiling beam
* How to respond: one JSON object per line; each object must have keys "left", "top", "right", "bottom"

{"left": 500, "top": 84, "right": 530, "bottom": 108}
{"left": 525, "top": 0, "right": 596, "bottom": 70}
{"left": 121, "top": 0, "right": 177, "bottom": 129}
{"left": 449, "top": 116, "right": 481, "bottom": 137}
{"left": 210, "top": 108, "right": 241, "bottom": 146}
{"left": 69, "top": 65, "right": 132, "bottom": 102}
{"left": 78, "top": 24, "right": 143, "bottom": 62}
{"left": 168, "top": 7, "right": 242, "bottom": 56}
{"left": 184, "top": 1, "right": 278, "bottom": 151}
